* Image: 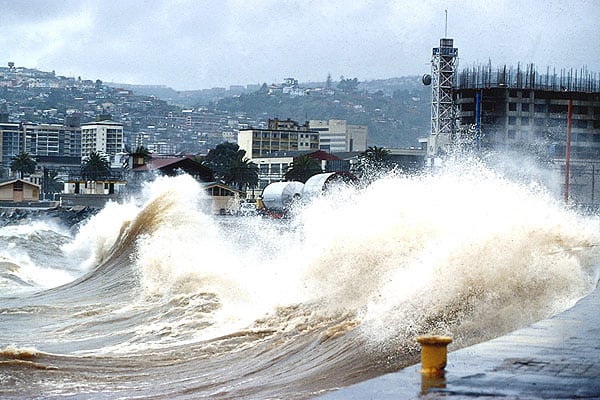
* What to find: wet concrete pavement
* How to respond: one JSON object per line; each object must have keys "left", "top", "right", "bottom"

{"left": 317, "top": 284, "right": 600, "bottom": 399}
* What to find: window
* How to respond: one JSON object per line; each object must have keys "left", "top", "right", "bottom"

{"left": 548, "top": 104, "right": 567, "bottom": 114}
{"left": 521, "top": 117, "right": 529, "bottom": 126}
{"left": 521, "top": 103, "right": 530, "bottom": 112}
{"left": 508, "top": 116, "right": 517, "bottom": 125}
{"left": 509, "top": 103, "right": 517, "bottom": 111}
{"left": 507, "top": 130, "right": 516, "bottom": 139}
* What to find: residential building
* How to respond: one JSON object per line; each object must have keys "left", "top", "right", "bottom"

{"left": 23, "top": 123, "right": 81, "bottom": 158}
{"left": 309, "top": 119, "right": 368, "bottom": 152}
{"left": 80, "top": 120, "right": 124, "bottom": 164}
{"left": 237, "top": 118, "right": 319, "bottom": 159}
{"left": 0, "top": 122, "right": 23, "bottom": 168}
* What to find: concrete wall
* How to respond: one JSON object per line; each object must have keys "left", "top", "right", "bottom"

{"left": 60, "top": 193, "right": 121, "bottom": 209}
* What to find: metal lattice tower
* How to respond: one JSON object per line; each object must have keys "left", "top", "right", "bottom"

{"left": 428, "top": 38, "right": 458, "bottom": 158}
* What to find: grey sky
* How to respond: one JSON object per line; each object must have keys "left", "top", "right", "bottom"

{"left": 1, "top": 0, "right": 598, "bottom": 90}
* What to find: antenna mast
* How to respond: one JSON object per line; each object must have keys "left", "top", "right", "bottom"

{"left": 427, "top": 10, "right": 458, "bottom": 160}
{"left": 445, "top": 9, "right": 448, "bottom": 37}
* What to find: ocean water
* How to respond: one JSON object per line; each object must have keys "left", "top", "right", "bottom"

{"left": 1, "top": 160, "right": 599, "bottom": 399}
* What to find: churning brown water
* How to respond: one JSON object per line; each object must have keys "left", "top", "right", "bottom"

{"left": 1, "top": 161, "right": 599, "bottom": 399}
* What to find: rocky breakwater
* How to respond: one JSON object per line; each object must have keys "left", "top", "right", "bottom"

{"left": 0, "top": 206, "right": 100, "bottom": 232}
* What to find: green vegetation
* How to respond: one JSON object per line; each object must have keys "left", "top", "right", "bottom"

{"left": 81, "top": 151, "right": 112, "bottom": 180}
{"left": 10, "top": 152, "right": 36, "bottom": 178}
{"left": 284, "top": 155, "right": 323, "bottom": 183}
{"left": 202, "top": 142, "right": 241, "bottom": 178}
{"left": 44, "top": 169, "right": 64, "bottom": 195}
{"left": 202, "top": 142, "right": 259, "bottom": 192}
{"left": 354, "top": 146, "right": 393, "bottom": 180}
{"left": 131, "top": 145, "right": 152, "bottom": 162}
{"left": 223, "top": 156, "right": 259, "bottom": 192}
{"left": 362, "top": 145, "right": 391, "bottom": 164}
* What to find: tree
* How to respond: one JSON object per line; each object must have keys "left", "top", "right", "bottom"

{"left": 203, "top": 142, "right": 243, "bottom": 180}
{"left": 43, "top": 169, "right": 64, "bottom": 195}
{"left": 362, "top": 146, "right": 391, "bottom": 164}
{"left": 10, "top": 152, "right": 36, "bottom": 178}
{"left": 355, "top": 146, "right": 392, "bottom": 179}
{"left": 223, "top": 155, "right": 259, "bottom": 192}
{"left": 131, "top": 145, "right": 152, "bottom": 163}
{"left": 81, "top": 151, "right": 112, "bottom": 180}
{"left": 326, "top": 73, "right": 332, "bottom": 88}
{"left": 337, "top": 77, "right": 359, "bottom": 93}
{"left": 284, "top": 155, "right": 323, "bottom": 183}
{"left": 203, "top": 142, "right": 258, "bottom": 191}
{"left": 133, "top": 145, "right": 151, "bottom": 158}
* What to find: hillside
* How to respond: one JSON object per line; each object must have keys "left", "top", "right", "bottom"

{"left": 209, "top": 77, "right": 430, "bottom": 147}
{"left": 1, "top": 65, "right": 431, "bottom": 149}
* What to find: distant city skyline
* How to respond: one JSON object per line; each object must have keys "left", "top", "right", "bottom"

{"left": 2, "top": 0, "right": 599, "bottom": 91}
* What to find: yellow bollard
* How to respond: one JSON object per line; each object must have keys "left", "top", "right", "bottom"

{"left": 416, "top": 335, "right": 452, "bottom": 377}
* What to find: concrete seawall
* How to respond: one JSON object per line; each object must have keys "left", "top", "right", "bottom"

{"left": 317, "top": 284, "right": 600, "bottom": 399}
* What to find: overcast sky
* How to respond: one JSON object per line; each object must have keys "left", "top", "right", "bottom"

{"left": 1, "top": 0, "right": 598, "bottom": 90}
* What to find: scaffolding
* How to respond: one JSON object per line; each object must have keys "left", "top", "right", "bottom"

{"left": 457, "top": 63, "right": 600, "bottom": 93}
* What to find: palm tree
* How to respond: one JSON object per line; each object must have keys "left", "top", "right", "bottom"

{"left": 125, "top": 145, "right": 152, "bottom": 170}
{"left": 224, "top": 156, "right": 259, "bottom": 192}
{"left": 10, "top": 152, "right": 36, "bottom": 179}
{"left": 284, "top": 155, "right": 322, "bottom": 183}
{"left": 81, "top": 151, "right": 112, "bottom": 180}
{"left": 42, "top": 169, "right": 64, "bottom": 195}
{"left": 132, "top": 145, "right": 151, "bottom": 160}
{"left": 362, "top": 146, "right": 391, "bottom": 164}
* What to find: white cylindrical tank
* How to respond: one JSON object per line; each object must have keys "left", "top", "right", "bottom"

{"left": 303, "top": 172, "right": 357, "bottom": 198}
{"left": 261, "top": 181, "right": 304, "bottom": 211}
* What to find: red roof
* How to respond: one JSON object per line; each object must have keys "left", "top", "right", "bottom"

{"left": 132, "top": 156, "right": 193, "bottom": 172}
{"left": 305, "top": 150, "right": 341, "bottom": 161}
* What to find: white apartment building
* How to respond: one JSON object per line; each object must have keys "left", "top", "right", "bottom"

{"left": 23, "top": 123, "right": 81, "bottom": 158}
{"left": 80, "top": 120, "right": 124, "bottom": 164}
{"left": 237, "top": 118, "right": 319, "bottom": 159}
{"left": 309, "top": 119, "right": 368, "bottom": 153}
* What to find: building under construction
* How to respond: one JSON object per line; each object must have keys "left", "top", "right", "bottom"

{"left": 454, "top": 64, "right": 600, "bottom": 207}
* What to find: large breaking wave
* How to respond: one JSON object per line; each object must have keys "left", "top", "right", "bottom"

{"left": 0, "top": 159, "right": 598, "bottom": 398}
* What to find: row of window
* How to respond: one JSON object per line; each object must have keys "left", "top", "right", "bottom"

{"left": 504, "top": 129, "right": 600, "bottom": 142}
{"left": 507, "top": 116, "right": 590, "bottom": 129}
{"left": 258, "top": 163, "right": 289, "bottom": 174}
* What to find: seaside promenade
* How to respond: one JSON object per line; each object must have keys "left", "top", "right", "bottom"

{"left": 318, "top": 284, "right": 600, "bottom": 399}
